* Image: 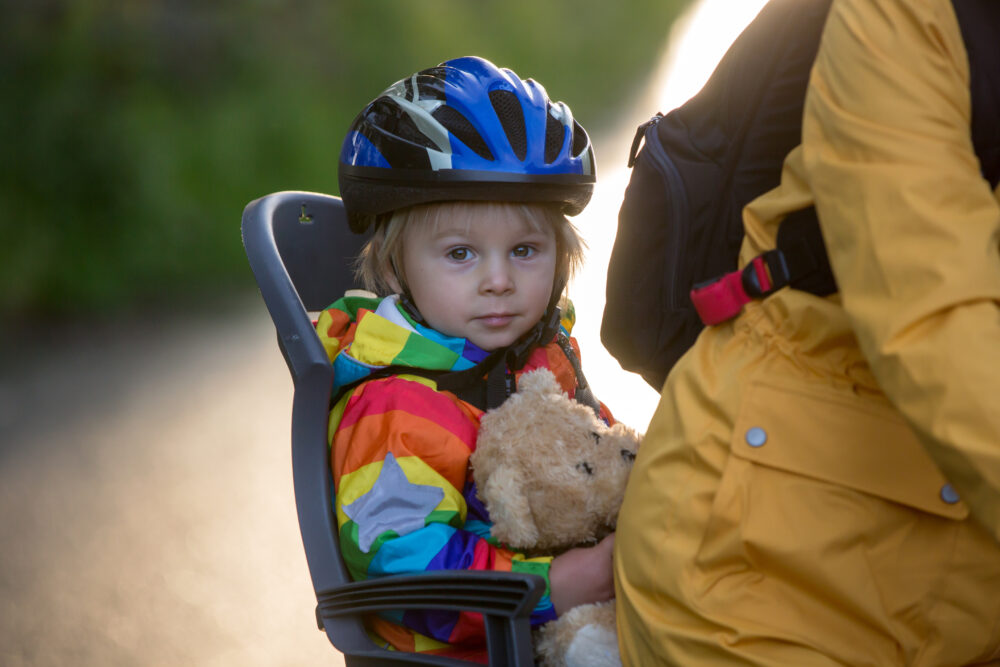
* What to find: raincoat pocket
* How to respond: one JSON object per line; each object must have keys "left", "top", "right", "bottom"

{"left": 688, "top": 379, "right": 972, "bottom": 658}
{"left": 729, "top": 380, "right": 968, "bottom": 520}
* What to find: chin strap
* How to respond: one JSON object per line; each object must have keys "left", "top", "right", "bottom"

{"left": 397, "top": 285, "right": 564, "bottom": 399}
{"left": 398, "top": 291, "right": 428, "bottom": 327}
{"left": 509, "top": 304, "right": 562, "bottom": 370}
{"left": 442, "top": 304, "right": 563, "bottom": 409}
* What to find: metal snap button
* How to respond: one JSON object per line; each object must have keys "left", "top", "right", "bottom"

{"left": 940, "top": 483, "right": 960, "bottom": 505}
{"left": 745, "top": 427, "right": 767, "bottom": 447}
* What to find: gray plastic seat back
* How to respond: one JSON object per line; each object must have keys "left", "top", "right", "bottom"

{"left": 241, "top": 191, "right": 543, "bottom": 666}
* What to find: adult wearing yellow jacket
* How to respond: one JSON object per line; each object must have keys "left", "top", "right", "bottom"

{"left": 615, "top": 0, "right": 1000, "bottom": 664}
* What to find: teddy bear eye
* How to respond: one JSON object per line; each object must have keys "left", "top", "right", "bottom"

{"left": 590, "top": 431, "right": 601, "bottom": 444}
{"left": 620, "top": 449, "right": 636, "bottom": 464}
{"left": 577, "top": 461, "right": 594, "bottom": 476}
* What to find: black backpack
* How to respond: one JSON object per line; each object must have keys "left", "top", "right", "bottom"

{"left": 601, "top": 0, "right": 834, "bottom": 390}
{"left": 602, "top": 0, "right": 1000, "bottom": 391}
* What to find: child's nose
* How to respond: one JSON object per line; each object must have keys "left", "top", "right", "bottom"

{"left": 479, "top": 257, "right": 515, "bottom": 295}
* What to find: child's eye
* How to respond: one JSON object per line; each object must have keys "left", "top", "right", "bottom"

{"left": 447, "top": 247, "right": 470, "bottom": 261}
{"left": 512, "top": 245, "right": 535, "bottom": 258}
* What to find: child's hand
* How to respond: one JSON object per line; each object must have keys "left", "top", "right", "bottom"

{"left": 548, "top": 533, "right": 616, "bottom": 615}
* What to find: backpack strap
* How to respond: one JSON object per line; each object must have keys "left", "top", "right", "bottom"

{"left": 951, "top": 0, "right": 1000, "bottom": 189}
{"left": 690, "top": 206, "right": 836, "bottom": 325}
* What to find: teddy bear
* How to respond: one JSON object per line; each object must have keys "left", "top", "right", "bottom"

{"left": 470, "top": 368, "right": 642, "bottom": 667}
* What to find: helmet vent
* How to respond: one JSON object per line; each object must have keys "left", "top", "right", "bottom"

{"left": 413, "top": 68, "right": 448, "bottom": 101}
{"left": 544, "top": 112, "right": 565, "bottom": 164}
{"left": 571, "top": 120, "right": 588, "bottom": 157}
{"left": 432, "top": 106, "right": 494, "bottom": 161}
{"left": 489, "top": 89, "right": 527, "bottom": 161}
{"left": 370, "top": 98, "right": 437, "bottom": 150}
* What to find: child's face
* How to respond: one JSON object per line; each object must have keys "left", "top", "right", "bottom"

{"left": 389, "top": 204, "right": 558, "bottom": 351}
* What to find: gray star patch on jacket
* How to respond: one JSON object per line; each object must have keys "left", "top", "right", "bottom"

{"left": 343, "top": 451, "right": 445, "bottom": 553}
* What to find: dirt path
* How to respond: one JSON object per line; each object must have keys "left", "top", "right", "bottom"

{"left": 0, "top": 297, "right": 343, "bottom": 666}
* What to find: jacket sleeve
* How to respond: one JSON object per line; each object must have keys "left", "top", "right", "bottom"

{"left": 801, "top": 0, "right": 1000, "bottom": 537}
{"left": 330, "top": 375, "right": 557, "bottom": 644}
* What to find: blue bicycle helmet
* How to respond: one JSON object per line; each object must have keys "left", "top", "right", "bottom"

{"left": 339, "top": 56, "right": 596, "bottom": 232}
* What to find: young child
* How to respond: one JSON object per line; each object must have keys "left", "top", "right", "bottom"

{"left": 316, "top": 56, "right": 615, "bottom": 662}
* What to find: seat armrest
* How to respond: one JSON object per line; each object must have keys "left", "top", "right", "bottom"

{"left": 316, "top": 570, "right": 545, "bottom": 666}
{"left": 317, "top": 570, "right": 545, "bottom": 618}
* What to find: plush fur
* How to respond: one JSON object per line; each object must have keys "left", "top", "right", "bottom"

{"left": 471, "top": 369, "right": 642, "bottom": 667}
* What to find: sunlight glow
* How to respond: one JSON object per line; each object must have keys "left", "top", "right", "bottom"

{"left": 657, "top": 0, "right": 769, "bottom": 113}
{"left": 568, "top": 0, "right": 769, "bottom": 430}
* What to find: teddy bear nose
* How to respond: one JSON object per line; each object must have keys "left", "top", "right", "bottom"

{"left": 577, "top": 461, "right": 594, "bottom": 476}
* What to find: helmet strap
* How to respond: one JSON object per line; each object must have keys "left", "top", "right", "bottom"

{"left": 506, "top": 303, "right": 562, "bottom": 371}
{"left": 398, "top": 290, "right": 428, "bottom": 327}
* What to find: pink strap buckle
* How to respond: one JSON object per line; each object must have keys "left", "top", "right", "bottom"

{"left": 690, "top": 256, "right": 773, "bottom": 326}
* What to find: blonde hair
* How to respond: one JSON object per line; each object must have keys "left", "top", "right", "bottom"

{"left": 355, "top": 200, "right": 586, "bottom": 297}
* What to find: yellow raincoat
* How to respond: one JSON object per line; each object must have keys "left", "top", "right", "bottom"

{"left": 615, "top": 0, "right": 1000, "bottom": 664}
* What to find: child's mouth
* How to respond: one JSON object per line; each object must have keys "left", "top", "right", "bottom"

{"left": 478, "top": 314, "right": 515, "bottom": 327}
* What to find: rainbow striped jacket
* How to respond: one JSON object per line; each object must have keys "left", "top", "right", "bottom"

{"left": 316, "top": 293, "right": 611, "bottom": 662}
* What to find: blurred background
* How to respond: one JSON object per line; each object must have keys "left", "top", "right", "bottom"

{"left": 0, "top": 0, "right": 689, "bottom": 321}
{"left": 0, "top": 0, "right": 768, "bottom": 664}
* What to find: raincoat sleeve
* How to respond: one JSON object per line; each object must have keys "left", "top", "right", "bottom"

{"left": 329, "top": 375, "right": 557, "bottom": 646}
{"left": 801, "top": 0, "right": 1000, "bottom": 538}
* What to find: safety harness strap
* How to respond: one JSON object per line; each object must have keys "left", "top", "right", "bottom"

{"left": 328, "top": 305, "right": 601, "bottom": 413}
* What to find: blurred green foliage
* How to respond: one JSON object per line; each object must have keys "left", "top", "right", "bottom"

{"left": 0, "top": 0, "right": 685, "bottom": 319}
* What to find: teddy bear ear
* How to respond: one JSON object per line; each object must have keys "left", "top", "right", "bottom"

{"left": 515, "top": 368, "right": 561, "bottom": 397}
{"left": 482, "top": 467, "right": 540, "bottom": 549}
